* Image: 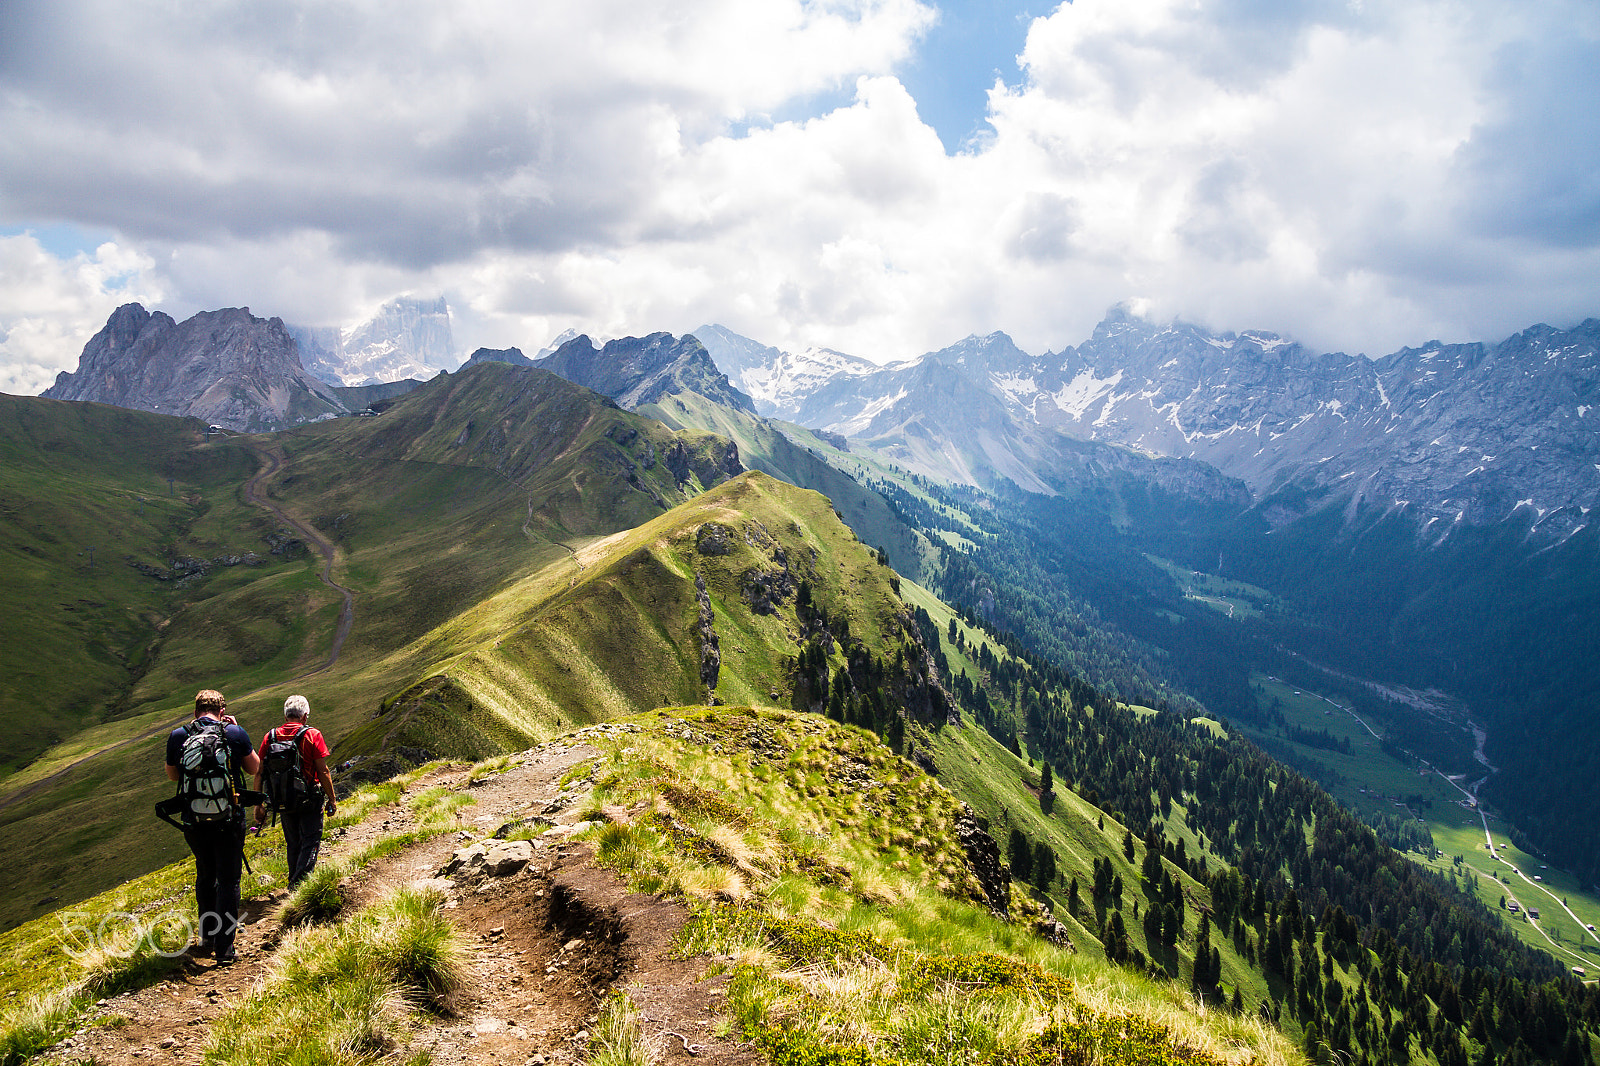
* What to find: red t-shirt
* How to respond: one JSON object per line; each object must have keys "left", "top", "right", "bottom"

{"left": 258, "top": 723, "right": 331, "bottom": 784}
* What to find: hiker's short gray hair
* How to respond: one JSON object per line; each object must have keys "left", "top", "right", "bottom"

{"left": 283, "top": 695, "right": 311, "bottom": 720}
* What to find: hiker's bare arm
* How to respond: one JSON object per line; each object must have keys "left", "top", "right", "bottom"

{"left": 166, "top": 763, "right": 180, "bottom": 781}
{"left": 242, "top": 750, "right": 261, "bottom": 775}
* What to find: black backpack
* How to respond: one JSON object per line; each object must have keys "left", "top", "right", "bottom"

{"left": 262, "top": 725, "right": 319, "bottom": 813}
{"left": 175, "top": 718, "right": 239, "bottom": 824}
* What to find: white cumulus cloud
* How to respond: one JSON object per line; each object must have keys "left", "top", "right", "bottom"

{"left": 1, "top": 0, "right": 1597, "bottom": 379}
{"left": 0, "top": 236, "right": 163, "bottom": 395}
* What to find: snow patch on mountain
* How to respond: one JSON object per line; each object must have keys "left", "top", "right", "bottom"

{"left": 740, "top": 346, "right": 882, "bottom": 420}
{"left": 292, "top": 296, "right": 456, "bottom": 386}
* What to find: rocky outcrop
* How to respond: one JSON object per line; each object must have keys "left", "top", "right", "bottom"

{"left": 954, "top": 805, "right": 1009, "bottom": 916}
{"left": 662, "top": 437, "right": 744, "bottom": 488}
{"left": 45, "top": 303, "right": 346, "bottom": 432}
{"left": 739, "top": 567, "right": 795, "bottom": 614}
{"left": 693, "top": 571, "right": 720, "bottom": 697}
{"left": 694, "top": 522, "right": 734, "bottom": 555}
{"left": 462, "top": 346, "right": 534, "bottom": 369}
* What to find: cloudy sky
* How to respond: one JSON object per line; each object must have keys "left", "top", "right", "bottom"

{"left": 2, "top": 0, "right": 1598, "bottom": 394}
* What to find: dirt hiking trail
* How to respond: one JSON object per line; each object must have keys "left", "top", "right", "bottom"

{"left": 40, "top": 741, "right": 757, "bottom": 1066}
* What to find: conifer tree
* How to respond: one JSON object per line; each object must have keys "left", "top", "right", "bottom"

{"left": 1009, "top": 828, "right": 1033, "bottom": 882}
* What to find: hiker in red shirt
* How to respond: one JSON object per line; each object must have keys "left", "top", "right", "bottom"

{"left": 253, "top": 695, "right": 337, "bottom": 888}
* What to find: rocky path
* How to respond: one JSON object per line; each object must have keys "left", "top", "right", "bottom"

{"left": 41, "top": 741, "right": 756, "bottom": 1066}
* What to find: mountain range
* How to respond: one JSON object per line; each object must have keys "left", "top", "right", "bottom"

{"left": 6, "top": 325, "right": 1600, "bottom": 1066}
{"left": 27, "top": 297, "right": 1600, "bottom": 885}
{"left": 703, "top": 310, "right": 1600, "bottom": 549}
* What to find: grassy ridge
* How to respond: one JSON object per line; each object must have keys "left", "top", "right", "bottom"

{"left": 337, "top": 470, "right": 908, "bottom": 762}
{"left": 0, "top": 711, "right": 1300, "bottom": 1066}
{"left": 640, "top": 389, "right": 935, "bottom": 584}
{"left": 576, "top": 706, "right": 1298, "bottom": 1066}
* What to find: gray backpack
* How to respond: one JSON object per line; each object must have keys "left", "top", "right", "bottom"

{"left": 175, "top": 719, "right": 238, "bottom": 823}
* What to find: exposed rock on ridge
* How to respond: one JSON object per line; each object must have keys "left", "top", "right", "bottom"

{"left": 462, "top": 346, "right": 534, "bottom": 369}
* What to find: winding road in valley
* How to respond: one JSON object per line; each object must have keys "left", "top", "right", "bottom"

{"left": 242, "top": 442, "right": 357, "bottom": 677}
{"left": 0, "top": 442, "right": 355, "bottom": 812}
{"left": 1472, "top": 810, "right": 1600, "bottom": 968}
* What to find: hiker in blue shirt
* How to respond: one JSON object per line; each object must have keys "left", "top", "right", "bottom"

{"left": 164, "top": 689, "right": 260, "bottom": 965}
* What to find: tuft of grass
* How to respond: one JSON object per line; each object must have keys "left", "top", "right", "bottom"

{"left": 208, "top": 886, "right": 465, "bottom": 1066}
{"left": 407, "top": 785, "right": 476, "bottom": 829}
{"left": 0, "top": 916, "right": 187, "bottom": 1065}
{"left": 371, "top": 886, "right": 466, "bottom": 1010}
{"left": 281, "top": 859, "right": 352, "bottom": 927}
{"left": 282, "top": 824, "right": 460, "bottom": 928}
{"left": 328, "top": 781, "right": 405, "bottom": 830}
{"left": 0, "top": 985, "right": 83, "bottom": 1066}
{"left": 464, "top": 754, "right": 514, "bottom": 785}
{"left": 587, "top": 990, "right": 655, "bottom": 1066}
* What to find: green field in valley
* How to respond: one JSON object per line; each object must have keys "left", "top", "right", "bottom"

{"left": 1142, "top": 554, "right": 1278, "bottom": 621}
{"left": 1237, "top": 671, "right": 1600, "bottom": 974}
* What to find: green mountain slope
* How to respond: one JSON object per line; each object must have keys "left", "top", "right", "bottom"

{"left": 334, "top": 468, "right": 911, "bottom": 767}
{"left": 0, "top": 396, "right": 289, "bottom": 774}
{"left": 639, "top": 387, "right": 934, "bottom": 584}
{"left": 5, "top": 369, "right": 1596, "bottom": 1065}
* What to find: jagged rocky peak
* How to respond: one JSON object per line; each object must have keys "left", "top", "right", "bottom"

{"left": 292, "top": 295, "right": 456, "bottom": 387}
{"left": 43, "top": 303, "right": 344, "bottom": 432}
{"left": 690, "top": 323, "right": 785, "bottom": 384}
{"left": 692, "top": 323, "right": 880, "bottom": 420}
{"left": 539, "top": 331, "right": 757, "bottom": 415}
{"left": 534, "top": 328, "right": 582, "bottom": 360}
{"left": 928, "top": 331, "right": 1036, "bottom": 378}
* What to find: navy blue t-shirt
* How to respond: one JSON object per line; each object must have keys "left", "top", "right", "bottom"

{"left": 166, "top": 717, "right": 254, "bottom": 776}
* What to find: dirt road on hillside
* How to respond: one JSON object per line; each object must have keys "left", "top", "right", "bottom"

{"left": 36, "top": 741, "right": 755, "bottom": 1066}
{"left": 241, "top": 441, "right": 357, "bottom": 677}
{"left": 1474, "top": 810, "right": 1600, "bottom": 965}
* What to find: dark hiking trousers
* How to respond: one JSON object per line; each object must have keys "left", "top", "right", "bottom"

{"left": 282, "top": 806, "right": 325, "bottom": 888}
{"left": 185, "top": 819, "right": 246, "bottom": 954}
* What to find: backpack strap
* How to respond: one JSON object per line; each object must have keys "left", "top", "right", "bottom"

{"left": 154, "top": 795, "right": 187, "bottom": 832}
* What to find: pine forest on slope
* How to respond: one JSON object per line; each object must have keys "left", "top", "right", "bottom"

{"left": 689, "top": 316, "right": 1600, "bottom": 893}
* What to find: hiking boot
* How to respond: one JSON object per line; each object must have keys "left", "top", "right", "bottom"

{"left": 215, "top": 948, "right": 237, "bottom": 967}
